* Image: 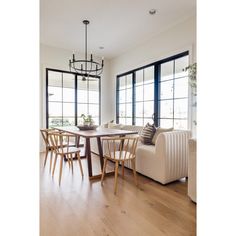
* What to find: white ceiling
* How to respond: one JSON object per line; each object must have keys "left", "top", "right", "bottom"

{"left": 40, "top": 0, "right": 196, "bottom": 59}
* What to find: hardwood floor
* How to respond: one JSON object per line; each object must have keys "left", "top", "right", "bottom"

{"left": 40, "top": 152, "right": 196, "bottom": 236}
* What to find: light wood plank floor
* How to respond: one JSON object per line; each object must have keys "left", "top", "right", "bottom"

{"left": 40, "top": 152, "right": 196, "bottom": 236}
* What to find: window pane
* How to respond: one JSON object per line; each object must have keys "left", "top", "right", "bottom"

{"left": 119, "top": 90, "right": 126, "bottom": 103}
{"left": 126, "top": 88, "right": 132, "bottom": 103}
{"left": 160, "top": 100, "right": 173, "bottom": 118}
{"left": 48, "top": 102, "right": 62, "bottom": 116}
{"left": 174, "top": 119, "right": 188, "bottom": 130}
{"left": 126, "top": 103, "right": 132, "bottom": 117}
{"left": 144, "top": 118, "right": 153, "bottom": 125}
{"left": 48, "top": 86, "right": 62, "bottom": 101}
{"left": 89, "top": 90, "right": 99, "bottom": 103}
{"left": 160, "top": 80, "right": 173, "bottom": 100}
{"left": 119, "top": 104, "right": 126, "bottom": 117}
{"left": 88, "top": 80, "right": 99, "bottom": 103}
{"left": 88, "top": 78, "right": 99, "bottom": 91}
{"left": 144, "top": 83, "right": 154, "bottom": 101}
{"left": 88, "top": 104, "right": 99, "bottom": 117}
{"left": 63, "top": 73, "right": 74, "bottom": 88}
{"left": 161, "top": 61, "right": 174, "bottom": 81}
{"left": 135, "top": 86, "right": 143, "bottom": 101}
{"left": 126, "top": 74, "right": 132, "bottom": 88}
{"left": 49, "top": 117, "right": 63, "bottom": 127}
{"left": 93, "top": 117, "right": 99, "bottom": 125}
{"left": 62, "top": 117, "right": 75, "bottom": 126}
{"left": 77, "top": 77, "right": 87, "bottom": 90}
{"left": 119, "top": 76, "right": 126, "bottom": 90}
{"left": 126, "top": 118, "right": 132, "bottom": 125}
{"left": 135, "top": 118, "right": 143, "bottom": 126}
{"left": 48, "top": 71, "right": 62, "bottom": 87}
{"left": 174, "top": 99, "right": 188, "bottom": 119}
{"left": 136, "top": 70, "right": 143, "bottom": 86}
{"left": 63, "top": 88, "right": 74, "bottom": 102}
{"left": 77, "top": 117, "right": 84, "bottom": 125}
{"left": 135, "top": 102, "right": 143, "bottom": 117}
{"left": 175, "top": 55, "right": 189, "bottom": 78}
{"left": 63, "top": 103, "right": 74, "bottom": 117}
{"left": 174, "top": 77, "right": 189, "bottom": 98}
{"left": 143, "top": 101, "right": 154, "bottom": 117}
{"left": 144, "top": 66, "right": 154, "bottom": 84}
{"left": 119, "top": 118, "right": 125, "bottom": 124}
{"left": 77, "top": 89, "right": 87, "bottom": 103}
{"left": 77, "top": 104, "right": 87, "bottom": 117}
{"left": 160, "top": 119, "right": 173, "bottom": 128}
{"left": 89, "top": 80, "right": 99, "bottom": 91}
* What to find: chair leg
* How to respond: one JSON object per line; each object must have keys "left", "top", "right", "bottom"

{"left": 101, "top": 158, "right": 108, "bottom": 185}
{"left": 52, "top": 154, "right": 58, "bottom": 177}
{"left": 43, "top": 148, "right": 49, "bottom": 167}
{"left": 70, "top": 154, "right": 74, "bottom": 174}
{"left": 59, "top": 156, "right": 63, "bottom": 186}
{"left": 131, "top": 159, "right": 138, "bottom": 186}
{"left": 122, "top": 161, "right": 125, "bottom": 178}
{"left": 114, "top": 161, "right": 119, "bottom": 194}
{"left": 77, "top": 153, "right": 84, "bottom": 177}
{"left": 68, "top": 156, "right": 71, "bottom": 169}
{"left": 49, "top": 150, "right": 53, "bottom": 173}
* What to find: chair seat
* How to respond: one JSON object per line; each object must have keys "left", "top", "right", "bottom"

{"left": 58, "top": 147, "right": 81, "bottom": 155}
{"left": 104, "top": 151, "right": 135, "bottom": 161}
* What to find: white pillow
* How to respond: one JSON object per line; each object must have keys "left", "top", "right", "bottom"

{"left": 108, "top": 123, "right": 123, "bottom": 129}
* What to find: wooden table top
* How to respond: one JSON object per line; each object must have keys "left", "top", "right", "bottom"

{"left": 55, "top": 126, "right": 138, "bottom": 138}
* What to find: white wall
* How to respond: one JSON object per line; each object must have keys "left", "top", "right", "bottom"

{"left": 109, "top": 15, "right": 196, "bottom": 135}
{"left": 40, "top": 44, "right": 111, "bottom": 150}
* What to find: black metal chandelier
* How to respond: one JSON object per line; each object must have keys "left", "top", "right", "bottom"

{"left": 69, "top": 20, "right": 104, "bottom": 80}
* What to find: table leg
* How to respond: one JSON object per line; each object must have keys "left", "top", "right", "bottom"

{"left": 88, "top": 137, "right": 115, "bottom": 180}
{"left": 97, "top": 137, "right": 104, "bottom": 171}
{"left": 85, "top": 138, "right": 93, "bottom": 177}
{"left": 76, "top": 136, "right": 80, "bottom": 147}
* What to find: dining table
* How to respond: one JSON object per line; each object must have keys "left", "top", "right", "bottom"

{"left": 55, "top": 126, "right": 138, "bottom": 180}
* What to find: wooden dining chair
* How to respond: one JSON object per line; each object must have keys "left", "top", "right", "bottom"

{"left": 49, "top": 132, "right": 84, "bottom": 185}
{"left": 40, "top": 128, "right": 57, "bottom": 172}
{"left": 101, "top": 136, "right": 139, "bottom": 194}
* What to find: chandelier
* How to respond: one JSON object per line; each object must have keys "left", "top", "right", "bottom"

{"left": 69, "top": 20, "right": 104, "bottom": 80}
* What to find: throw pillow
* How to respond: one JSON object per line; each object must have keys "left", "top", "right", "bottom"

{"left": 152, "top": 127, "right": 174, "bottom": 145}
{"left": 108, "top": 123, "right": 123, "bottom": 129}
{"left": 102, "top": 123, "right": 109, "bottom": 128}
{"left": 140, "top": 123, "right": 156, "bottom": 145}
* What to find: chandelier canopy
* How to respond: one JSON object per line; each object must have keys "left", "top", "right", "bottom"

{"left": 69, "top": 20, "right": 104, "bottom": 80}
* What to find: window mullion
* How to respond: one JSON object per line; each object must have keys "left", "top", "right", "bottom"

{"left": 132, "top": 72, "right": 136, "bottom": 125}
{"left": 173, "top": 60, "right": 175, "bottom": 128}
{"left": 75, "top": 74, "right": 77, "bottom": 126}
{"left": 61, "top": 72, "right": 64, "bottom": 126}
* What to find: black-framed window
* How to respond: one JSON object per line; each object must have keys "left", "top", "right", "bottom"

{"left": 117, "top": 73, "right": 133, "bottom": 125}
{"left": 77, "top": 75, "right": 100, "bottom": 125}
{"left": 158, "top": 55, "right": 189, "bottom": 129}
{"left": 135, "top": 66, "right": 155, "bottom": 126}
{"left": 46, "top": 68, "right": 101, "bottom": 128}
{"left": 116, "top": 52, "right": 189, "bottom": 130}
